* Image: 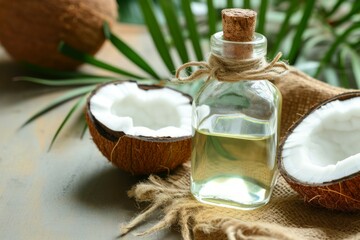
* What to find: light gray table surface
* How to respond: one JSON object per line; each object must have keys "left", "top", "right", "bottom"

{"left": 0, "top": 24, "right": 181, "bottom": 240}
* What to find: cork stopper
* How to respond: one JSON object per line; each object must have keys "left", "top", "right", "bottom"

{"left": 221, "top": 9, "right": 257, "bottom": 59}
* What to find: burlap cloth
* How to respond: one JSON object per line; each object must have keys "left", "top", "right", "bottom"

{"left": 121, "top": 69, "right": 360, "bottom": 240}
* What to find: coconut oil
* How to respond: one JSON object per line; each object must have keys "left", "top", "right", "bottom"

{"left": 190, "top": 26, "right": 282, "bottom": 209}
{"left": 191, "top": 114, "right": 278, "bottom": 209}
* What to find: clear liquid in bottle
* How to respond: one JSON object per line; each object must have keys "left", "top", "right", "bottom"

{"left": 191, "top": 113, "right": 279, "bottom": 209}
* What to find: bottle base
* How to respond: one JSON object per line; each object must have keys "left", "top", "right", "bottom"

{"left": 191, "top": 175, "right": 272, "bottom": 210}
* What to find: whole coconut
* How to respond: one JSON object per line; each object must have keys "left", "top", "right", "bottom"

{"left": 0, "top": 0, "right": 117, "bottom": 70}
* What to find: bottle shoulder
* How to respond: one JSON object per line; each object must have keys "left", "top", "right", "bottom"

{"left": 195, "top": 79, "right": 281, "bottom": 109}
{"left": 193, "top": 80, "right": 282, "bottom": 136}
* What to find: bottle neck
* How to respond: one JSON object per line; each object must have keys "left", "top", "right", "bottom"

{"left": 210, "top": 32, "right": 267, "bottom": 61}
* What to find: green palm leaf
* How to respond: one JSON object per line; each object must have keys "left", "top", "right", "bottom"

{"left": 80, "top": 119, "right": 89, "bottom": 139}
{"left": 58, "top": 42, "right": 146, "bottom": 79}
{"left": 21, "top": 85, "right": 95, "bottom": 127}
{"left": 287, "top": 0, "right": 316, "bottom": 64}
{"left": 14, "top": 76, "right": 115, "bottom": 86}
{"left": 48, "top": 94, "right": 88, "bottom": 150}
{"left": 207, "top": 0, "right": 217, "bottom": 38}
{"left": 325, "top": 0, "right": 343, "bottom": 18}
{"left": 315, "top": 22, "right": 360, "bottom": 78}
{"left": 181, "top": 0, "right": 204, "bottom": 61}
{"left": 332, "top": 1, "right": 360, "bottom": 26}
{"left": 257, "top": 0, "right": 268, "bottom": 35}
{"left": 158, "top": 0, "right": 189, "bottom": 64}
{"left": 347, "top": 46, "right": 360, "bottom": 88}
{"left": 243, "top": 0, "right": 251, "bottom": 9}
{"left": 103, "top": 22, "right": 161, "bottom": 79}
{"left": 337, "top": 48, "right": 351, "bottom": 88}
{"left": 22, "top": 62, "right": 104, "bottom": 79}
{"left": 138, "top": 0, "right": 176, "bottom": 73}
{"left": 269, "top": 0, "right": 297, "bottom": 58}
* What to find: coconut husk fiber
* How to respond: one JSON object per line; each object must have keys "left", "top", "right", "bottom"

{"left": 120, "top": 68, "right": 360, "bottom": 240}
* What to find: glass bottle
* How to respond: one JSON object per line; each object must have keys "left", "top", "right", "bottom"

{"left": 190, "top": 31, "right": 282, "bottom": 210}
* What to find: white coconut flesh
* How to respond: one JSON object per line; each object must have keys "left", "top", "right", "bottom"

{"left": 90, "top": 82, "right": 192, "bottom": 138}
{"left": 282, "top": 97, "right": 360, "bottom": 184}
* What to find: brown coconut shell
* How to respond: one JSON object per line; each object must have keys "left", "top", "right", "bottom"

{"left": 0, "top": 0, "right": 117, "bottom": 70}
{"left": 85, "top": 81, "right": 192, "bottom": 175}
{"left": 278, "top": 91, "right": 360, "bottom": 211}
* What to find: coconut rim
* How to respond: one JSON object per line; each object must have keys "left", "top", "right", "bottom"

{"left": 86, "top": 80, "right": 193, "bottom": 143}
{"left": 278, "top": 91, "right": 360, "bottom": 187}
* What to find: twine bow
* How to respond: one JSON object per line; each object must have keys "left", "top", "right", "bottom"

{"left": 174, "top": 52, "right": 290, "bottom": 83}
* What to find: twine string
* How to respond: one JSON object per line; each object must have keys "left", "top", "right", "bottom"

{"left": 174, "top": 52, "right": 289, "bottom": 83}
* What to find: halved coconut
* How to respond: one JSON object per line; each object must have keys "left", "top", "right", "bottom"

{"left": 279, "top": 92, "right": 360, "bottom": 211}
{"left": 86, "top": 81, "right": 192, "bottom": 175}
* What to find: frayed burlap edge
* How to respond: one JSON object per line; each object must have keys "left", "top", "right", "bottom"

{"left": 121, "top": 161, "right": 360, "bottom": 240}
{"left": 120, "top": 163, "right": 300, "bottom": 240}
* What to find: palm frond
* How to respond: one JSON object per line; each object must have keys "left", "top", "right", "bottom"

{"left": 181, "top": 0, "right": 204, "bottom": 61}
{"left": 315, "top": 22, "right": 360, "bottom": 78}
{"left": 287, "top": 1, "right": 316, "bottom": 64}
{"left": 138, "top": 0, "right": 176, "bottom": 73}
{"left": 22, "top": 62, "right": 104, "bottom": 79}
{"left": 257, "top": 0, "right": 268, "bottom": 35}
{"left": 347, "top": 46, "right": 360, "bottom": 88}
{"left": 268, "top": 0, "right": 297, "bottom": 58}
{"left": 21, "top": 85, "right": 95, "bottom": 127}
{"left": 58, "top": 42, "right": 146, "bottom": 79}
{"left": 158, "top": 0, "right": 190, "bottom": 64}
{"left": 14, "top": 76, "right": 115, "bottom": 86}
{"left": 332, "top": 1, "right": 360, "bottom": 26}
{"left": 48, "top": 94, "right": 88, "bottom": 150}
{"left": 207, "top": 0, "right": 217, "bottom": 38}
{"left": 80, "top": 118, "right": 89, "bottom": 139}
{"left": 337, "top": 48, "right": 351, "bottom": 88}
{"left": 103, "top": 22, "right": 161, "bottom": 79}
{"left": 243, "top": 0, "right": 251, "bottom": 9}
{"left": 227, "top": 0, "right": 233, "bottom": 8}
{"left": 325, "top": 0, "right": 343, "bottom": 18}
